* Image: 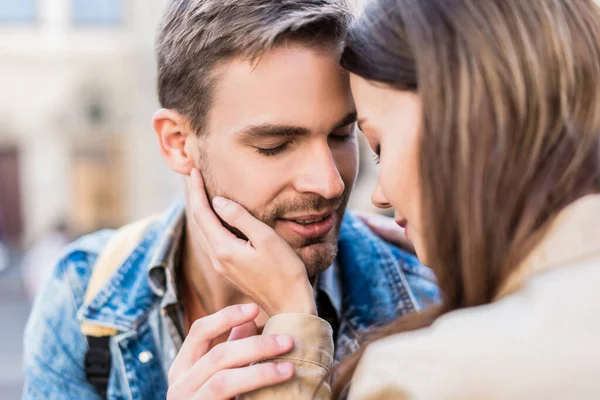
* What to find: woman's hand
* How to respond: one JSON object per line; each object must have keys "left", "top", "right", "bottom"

{"left": 167, "top": 304, "right": 295, "bottom": 400}
{"left": 187, "top": 168, "right": 316, "bottom": 317}
{"left": 353, "top": 210, "right": 415, "bottom": 254}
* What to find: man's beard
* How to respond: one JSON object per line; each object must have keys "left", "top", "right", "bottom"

{"left": 200, "top": 164, "right": 350, "bottom": 278}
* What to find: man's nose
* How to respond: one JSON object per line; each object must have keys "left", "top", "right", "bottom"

{"left": 293, "top": 145, "right": 345, "bottom": 200}
{"left": 371, "top": 181, "right": 391, "bottom": 209}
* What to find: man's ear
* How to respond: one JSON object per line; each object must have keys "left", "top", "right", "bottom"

{"left": 153, "top": 108, "right": 197, "bottom": 175}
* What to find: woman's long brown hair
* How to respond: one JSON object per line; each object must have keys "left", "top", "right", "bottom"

{"left": 333, "top": 0, "right": 600, "bottom": 397}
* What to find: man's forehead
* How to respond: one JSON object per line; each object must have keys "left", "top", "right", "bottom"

{"left": 207, "top": 43, "right": 353, "bottom": 136}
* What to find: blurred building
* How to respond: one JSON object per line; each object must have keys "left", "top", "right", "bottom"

{"left": 0, "top": 0, "right": 181, "bottom": 247}
{"left": 0, "top": 0, "right": 380, "bottom": 249}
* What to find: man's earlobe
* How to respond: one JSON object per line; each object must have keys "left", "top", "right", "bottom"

{"left": 153, "top": 108, "right": 195, "bottom": 175}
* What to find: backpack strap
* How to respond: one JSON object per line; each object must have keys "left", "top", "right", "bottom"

{"left": 81, "top": 216, "right": 158, "bottom": 398}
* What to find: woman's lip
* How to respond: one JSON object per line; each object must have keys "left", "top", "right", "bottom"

{"left": 395, "top": 219, "right": 407, "bottom": 229}
{"left": 396, "top": 219, "right": 411, "bottom": 243}
{"left": 279, "top": 214, "right": 335, "bottom": 239}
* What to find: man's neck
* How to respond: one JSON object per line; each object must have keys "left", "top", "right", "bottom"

{"left": 182, "top": 221, "right": 246, "bottom": 312}
{"left": 181, "top": 214, "right": 271, "bottom": 330}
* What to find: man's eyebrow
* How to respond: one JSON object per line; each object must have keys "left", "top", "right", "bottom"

{"left": 331, "top": 111, "right": 358, "bottom": 131}
{"left": 237, "top": 124, "right": 310, "bottom": 138}
{"left": 236, "top": 111, "right": 357, "bottom": 139}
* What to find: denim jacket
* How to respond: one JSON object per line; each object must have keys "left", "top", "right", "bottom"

{"left": 23, "top": 204, "right": 438, "bottom": 400}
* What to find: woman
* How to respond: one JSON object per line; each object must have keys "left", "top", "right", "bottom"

{"left": 186, "top": 0, "right": 600, "bottom": 398}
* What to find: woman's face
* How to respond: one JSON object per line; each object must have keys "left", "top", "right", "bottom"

{"left": 350, "top": 74, "right": 427, "bottom": 263}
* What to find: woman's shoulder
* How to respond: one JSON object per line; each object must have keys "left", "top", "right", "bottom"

{"left": 349, "top": 260, "right": 600, "bottom": 399}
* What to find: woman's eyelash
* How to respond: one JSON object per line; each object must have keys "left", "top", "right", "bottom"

{"left": 372, "top": 144, "right": 381, "bottom": 164}
{"left": 372, "top": 153, "right": 380, "bottom": 165}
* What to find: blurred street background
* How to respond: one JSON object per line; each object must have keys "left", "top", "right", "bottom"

{"left": 0, "top": 0, "right": 373, "bottom": 398}
{"left": 1, "top": 1, "right": 172, "bottom": 397}
{"left": 0, "top": 260, "right": 28, "bottom": 399}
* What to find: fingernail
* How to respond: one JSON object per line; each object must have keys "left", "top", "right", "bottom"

{"left": 241, "top": 304, "right": 256, "bottom": 314}
{"left": 213, "top": 196, "right": 228, "bottom": 209}
{"left": 276, "top": 335, "right": 293, "bottom": 349}
{"left": 276, "top": 362, "right": 294, "bottom": 376}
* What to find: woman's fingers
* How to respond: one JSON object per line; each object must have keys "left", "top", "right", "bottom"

{"left": 228, "top": 320, "right": 258, "bottom": 341}
{"left": 212, "top": 196, "right": 278, "bottom": 249}
{"left": 183, "top": 334, "right": 294, "bottom": 393}
{"left": 168, "top": 304, "right": 260, "bottom": 383}
{"left": 187, "top": 168, "right": 245, "bottom": 250}
{"left": 185, "top": 168, "right": 313, "bottom": 317}
{"left": 192, "top": 362, "right": 295, "bottom": 400}
{"left": 166, "top": 306, "right": 293, "bottom": 400}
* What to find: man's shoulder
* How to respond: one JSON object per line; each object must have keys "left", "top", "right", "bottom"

{"left": 32, "top": 206, "right": 179, "bottom": 334}
{"left": 23, "top": 228, "right": 120, "bottom": 398}
{"left": 337, "top": 211, "right": 440, "bottom": 321}
{"left": 23, "top": 220, "right": 170, "bottom": 399}
{"left": 339, "top": 211, "right": 435, "bottom": 282}
{"left": 339, "top": 211, "right": 410, "bottom": 258}
{"left": 46, "top": 229, "right": 117, "bottom": 309}
{"left": 51, "top": 202, "right": 184, "bottom": 314}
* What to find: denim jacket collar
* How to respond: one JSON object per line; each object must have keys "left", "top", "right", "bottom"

{"left": 74, "top": 206, "right": 179, "bottom": 332}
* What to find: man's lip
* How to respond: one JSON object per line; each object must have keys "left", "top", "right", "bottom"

{"left": 278, "top": 214, "right": 335, "bottom": 239}
{"left": 281, "top": 211, "right": 335, "bottom": 222}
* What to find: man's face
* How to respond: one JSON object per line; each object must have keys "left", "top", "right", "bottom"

{"left": 194, "top": 44, "right": 358, "bottom": 278}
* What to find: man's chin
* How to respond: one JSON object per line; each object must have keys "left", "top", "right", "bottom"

{"left": 295, "top": 241, "right": 338, "bottom": 278}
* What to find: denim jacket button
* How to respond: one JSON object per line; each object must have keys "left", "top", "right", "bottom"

{"left": 138, "top": 350, "right": 153, "bottom": 363}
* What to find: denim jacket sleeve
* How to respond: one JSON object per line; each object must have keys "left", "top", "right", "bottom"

{"left": 22, "top": 254, "right": 102, "bottom": 400}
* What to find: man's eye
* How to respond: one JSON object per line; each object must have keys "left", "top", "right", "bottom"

{"left": 256, "top": 142, "right": 290, "bottom": 156}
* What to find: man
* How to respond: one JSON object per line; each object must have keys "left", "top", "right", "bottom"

{"left": 23, "top": 1, "right": 438, "bottom": 399}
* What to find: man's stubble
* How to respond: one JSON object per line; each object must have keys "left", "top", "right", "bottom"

{"left": 197, "top": 154, "right": 350, "bottom": 278}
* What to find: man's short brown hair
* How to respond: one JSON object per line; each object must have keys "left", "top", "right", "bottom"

{"left": 156, "top": 0, "right": 352, "bottom": 134}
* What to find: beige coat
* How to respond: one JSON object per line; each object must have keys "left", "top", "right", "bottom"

{"left": 242, "top": 195, "right": 600, "bottom": 400}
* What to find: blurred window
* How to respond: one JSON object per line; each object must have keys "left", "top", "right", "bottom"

{"left": 0, "top": 0, "right": 36, "bottom": 22}
{"left": 72, "top": 0, "right": 122, "bottom": 25}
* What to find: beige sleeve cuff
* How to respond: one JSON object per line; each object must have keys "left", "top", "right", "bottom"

{"left": 263, "top": 313, "right": 334, "bottom": 369}
{"left": 241, "top": 313, "right": 334, "bottom": 400}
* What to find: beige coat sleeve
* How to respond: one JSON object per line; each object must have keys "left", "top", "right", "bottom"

{"left": 240, "top": 313, "right": 334, "bottom": 400}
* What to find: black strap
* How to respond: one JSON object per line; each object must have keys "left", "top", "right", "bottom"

{"left": 85, "top": 336, "right": 112, "bottom": 399}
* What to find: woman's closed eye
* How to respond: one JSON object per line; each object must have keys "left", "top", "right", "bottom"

{"left": 372, "top": 144, "right": 381, "bottom": 164}
{"left": 372, "top": 153, "right": 380, "bottom": 165}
